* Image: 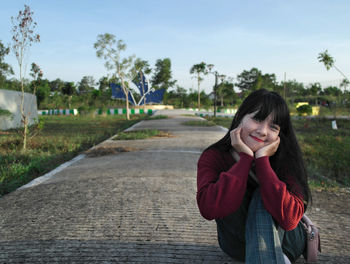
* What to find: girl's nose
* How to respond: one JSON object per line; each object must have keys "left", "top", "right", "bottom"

{"left": 256, "top": 122, "right": 268, "bottom": 136}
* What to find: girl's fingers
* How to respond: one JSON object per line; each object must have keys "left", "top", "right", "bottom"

{"left": 274, "top": 136, "right": 280, "bottom": 149}
{"left": 230, "top": 127, "right": 241, "bottom": 144}
{"left": 232, "top": 127, "right": 241, "bottom": 137}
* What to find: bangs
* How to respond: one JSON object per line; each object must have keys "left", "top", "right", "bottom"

{"left": 251, "top": 93, "right": 288, "bottom": 127}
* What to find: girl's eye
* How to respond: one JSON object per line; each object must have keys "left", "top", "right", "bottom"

{"left": 270, "top": 125, "right": 280, "bottom": 131}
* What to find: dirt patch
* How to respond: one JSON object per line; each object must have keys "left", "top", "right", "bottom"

{"left": 112, "top": 130, "right": 174, "bottom": 140}
{"left": 85, "top": 146, "right": 139, "bottom": 157}
{"left": 311, "top": 188, "right": 350, "bottom": 214}
{"left": 0, "top": 131, "right": 12, "bottom": 135}
{"left": 152, "top": 131, "right": 174, "bottom": 138}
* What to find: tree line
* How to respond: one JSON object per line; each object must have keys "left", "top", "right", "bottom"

{"left": 1, "top": 6, "right": 349, "bottom": 117}
{"left": 1, "top": 5, "right": 349, "bottom": 152}
{"left": 2, "top": 41, "right": 349, "bottom": 110}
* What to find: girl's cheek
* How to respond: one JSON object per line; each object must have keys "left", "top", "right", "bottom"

{"left": 270, "top": 132, "right": 279, "bottom": 141}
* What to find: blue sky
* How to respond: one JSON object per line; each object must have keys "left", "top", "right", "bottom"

{"left": 1, "top": 0, "right": 350, "bottom": 93}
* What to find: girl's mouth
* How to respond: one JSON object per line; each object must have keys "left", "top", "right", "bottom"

{"left": 250, "top": 135, "right": 264, "bottom": 142}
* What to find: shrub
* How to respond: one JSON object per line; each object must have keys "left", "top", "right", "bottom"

{"left": 0, "top": 108, "right": 12, "bottom": 117}
{"left": 297, "top": 104, "right": 312, "bottom": 116}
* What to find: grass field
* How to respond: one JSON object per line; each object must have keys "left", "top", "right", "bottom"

{"left": 0, "top": 114, "right": 148, "bottom": 196}
{"left": 205, "top": 116, "right": 350, "bottom": 188}
{"left": 112, "top": 129, "right": 164, "bottom": 140}
{"left": 1, "top": 114, "right": 349, "bottom": 196}
{"left": 182, "top": 120, "right": 216, "bottom": 126}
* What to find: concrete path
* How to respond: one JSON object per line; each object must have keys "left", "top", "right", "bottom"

{"left": 0, "top": 110, "right": 349, "bottom": 263}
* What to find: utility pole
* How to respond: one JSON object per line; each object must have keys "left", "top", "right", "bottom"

{"left": 214, "top": 72, "right": 218, "bottom": 117}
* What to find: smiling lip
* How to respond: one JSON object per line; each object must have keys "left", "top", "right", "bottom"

{"left": 250, "top": 135, "right": 264, "bottom": 142}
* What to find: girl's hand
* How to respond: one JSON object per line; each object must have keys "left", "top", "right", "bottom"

{"left": 255, "top": 136, "right": 280, "bottom": 159}
{"left": 230, "top": 127, "right": 254, "bottom": 157}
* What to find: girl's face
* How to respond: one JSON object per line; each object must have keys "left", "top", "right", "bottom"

{"left": 240, "top": 111, "right": 280, "bottom": 152}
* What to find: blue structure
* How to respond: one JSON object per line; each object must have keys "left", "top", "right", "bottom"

{"left": 111, "top": 71, "right": 165, "bottom": 105}
{"left": 110, "top": 83, "right": 136, "bottom": 105}
{"left": 144, "top": 89, "right": 165, "bottom": 104}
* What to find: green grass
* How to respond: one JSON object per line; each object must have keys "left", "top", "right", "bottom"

{"left": 292, "top": 118, "right": 350, "bottom": 186}
{"left": 0, "top": 114, "right": 147, "bottom": 196}
{"left": 182, "top": 120, "right": 216, "bottom": 126}
{"left": 206, "top": 116, "right": 350, "bottom": 187}
{"left": 146, "top": 115, "right": 168, "bottom": 120}
{"left": 205, "top": 116, "right": 232, "bottom": 128}
{"left": 112, "top": 129, "right": 163, "bottom": 140}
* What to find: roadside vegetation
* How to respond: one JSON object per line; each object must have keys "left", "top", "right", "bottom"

{"left": 148, "top": 115, "right": 168, "bottom": 120}
{"left": 182, "top": 120, "right": 216, "bottom": 126}
{"left": 0, "top": 114, "right": 147, "bottom": 196}
{"left": 112, "top": 129, "right": 165, "bottom": 140}
{"left": 205, "top": 116, "right": 350, "bottom": 188}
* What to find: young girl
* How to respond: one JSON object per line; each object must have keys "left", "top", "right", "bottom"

{"left": 197, "top": 89, "right": 311, "bottom": 263}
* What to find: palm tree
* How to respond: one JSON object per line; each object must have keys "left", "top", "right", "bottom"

{"left": 317, "top": 50, "right": 349, "bottom": 128}
{"left": 318, "top": 50, "right": 348, "bottom": 81}
{"left": 190, "top": 62, "right": 207, "bottom": 109}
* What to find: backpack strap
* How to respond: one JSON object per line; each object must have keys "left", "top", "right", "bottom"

{"left": 301, "top": 214, "right": 321, "bottom": 263}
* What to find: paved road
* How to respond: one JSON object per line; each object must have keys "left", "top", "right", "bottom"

{"left": 0, "top": 110, "right": 349, "bottom": 263}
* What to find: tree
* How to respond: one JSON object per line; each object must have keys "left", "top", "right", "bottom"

{"left": 340, "top": 78, "right": 349, "bottom": 93}
{"left": 30, "top": 63, "right": 43, "bottom": 89}
{"left": 11, "top": 5, "right": 40, "bottom": 150}
{"left": 78, "top": 75, "right": 95, "bottom": 94}
{"left": 318, "top": 50, "right": 334, "bottom": 70}
{"left": 91, "top": 89, "right": 101, "bottom": 100}
{"left": 190, "top": 62, "right": 207, "bottom": 109}
{"left": 321, "top": 86, "right": 341, "bottom": 96}
{"left": 318, "top": 50, "right": 349, "bottom": 89}
{"left": 261, "top": 73, "right": 277, "bottom": 91}
{"left": 282, "top": 80, "right": 305, "bottom": 98}
{"left": 94, "top": 33, "right": 135, "bottom": 120}
{"left": 0, "top": 40, "right": 13, "bottom": 84}
{"left": 187, "top": 89, "right": 211, "bottom": 108}
{"left": 318, "top": 50, "right": 349, "bottom": 123}
{"left": 216, "top": 81, "right": 235, "bottom": 106}
{"left": 133, "top": 58, "right": 152, "bottom": 76}
{"left": 308, "top": 82, "right": 322, "bottom": 96}
{"left": 62, "top": 82, "right": 76, "bottom": 108}
{"left": 62, "top": 82, "right": 76, "bottom": 96}
{"left": 49, "top": 78, "right": 65, "bottom": 93}
{"left": 29, "top": 62, "right": 45, "bottom": 107}
{"left": 98, "top": 76, "right": 110, "bottom": 93}
{"left": 35, "top": 80, "right": 50, "bottom": 108}
{"left": 236, "top": 68, "right": 260, "bottom": 92}
{"left": 151, "top": 58, "right": 176, "bottom": 91}
{"left": 164, "top": 85, "right": 188, "bottom": 108}
{"left": 175, "top": 85, "right": 188, "bottom": 108}
{"left": 236, "top": 68, "right": 277, "bottom": 93}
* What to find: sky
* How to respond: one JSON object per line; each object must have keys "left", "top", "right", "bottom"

{"left": 1, "top": 0, "right": 350, "bottom": 93}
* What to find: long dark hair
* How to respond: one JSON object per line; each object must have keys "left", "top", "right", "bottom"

{"left": 208, "top": 89, "right": 311, "bottom": 207}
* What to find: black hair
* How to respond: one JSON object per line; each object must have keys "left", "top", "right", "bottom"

{"left": 208, "top": 89, "right": 311, "bottom": 208}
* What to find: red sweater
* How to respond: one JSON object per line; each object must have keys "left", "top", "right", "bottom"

{"left": 196, "top": 148, "right": 305, "bottom": 231}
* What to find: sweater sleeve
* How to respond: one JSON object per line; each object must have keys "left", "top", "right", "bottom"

{"left": 196, "top": 149, "right": 254, "bottom": 220}
{"left": 255, "top": 156, "right": 305, "bottom": 231}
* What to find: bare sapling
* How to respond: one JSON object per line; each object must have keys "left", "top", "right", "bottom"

{"left": 11, "top": 5, "right": 40, "bottom": 150}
